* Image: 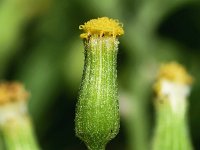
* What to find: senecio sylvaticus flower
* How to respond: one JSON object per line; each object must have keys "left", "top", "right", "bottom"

{"left": 75, "top": 17, "right": 124, "bottom": 150}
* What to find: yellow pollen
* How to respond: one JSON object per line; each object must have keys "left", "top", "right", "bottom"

{"left": 79, "top": 17, "right": 124, "bottom": 39}
{"left": 0, "top": 82, "right": 29, "bottom": 105}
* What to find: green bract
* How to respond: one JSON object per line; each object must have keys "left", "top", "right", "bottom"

{"left": 75, "top": 34, "right": 121, "bottom": 150}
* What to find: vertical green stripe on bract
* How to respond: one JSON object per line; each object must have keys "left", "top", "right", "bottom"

{"left": 75, "top": 35, "right": 120, "bottom": 150}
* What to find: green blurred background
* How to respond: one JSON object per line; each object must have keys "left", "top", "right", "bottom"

{"left": 0, "top": 0, "right": 200, "bottom": 149}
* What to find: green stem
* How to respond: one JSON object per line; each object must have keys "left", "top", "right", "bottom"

{"left": 87, "top": 144, "right": 106, "bottom": 150}
{"left": 75, "top": 35, "right": 120, "bottom": 149}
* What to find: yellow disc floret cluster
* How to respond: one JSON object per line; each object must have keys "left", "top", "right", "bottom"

{"left": 154, "top": 62, "right": 193, "bottom": 95}
{"left": 0, "top": 82, "right": 29, "bottom": 105}
{"left": 157, "top": 62, "right": 193, "bottom": 84}
{"left": 79, "top": 17, "right": 124, "bottom": 39}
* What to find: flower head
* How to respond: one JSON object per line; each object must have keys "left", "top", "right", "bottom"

{"left": 153, "top": 62, "right": 193, "bottom": 112}
{"left": 152, "top": 62, "right": 194, "bottom": 149}
{"left": 154, "top": 62, "right": 193, "bottom": 97}
{"left": 157, "top": 62, "right": 192, "bottom": 84}
{"left": 0, "top": 82, "right": 28, "bottom": 105}
{"left": 79, "top": 17, "right": 124, "bottom": 39}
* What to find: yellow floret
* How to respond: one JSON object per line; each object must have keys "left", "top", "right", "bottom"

{"left": 154, "top": 62, "right": 193, "bottom": 96}
{"left": 79, "top": 17, "right": 124, "bottom": 39}
{"left": 0, "top": 82, "right": 28, "bottom": 105}
{"left": 157, "top": 62, "right": 193, "bottom": 84}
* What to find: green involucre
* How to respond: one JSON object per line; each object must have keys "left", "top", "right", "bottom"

{"left": 75, "top": 35, "right": 120, "bottom": 150}
{"left": 1, "top": 117, "right": 40, "bottom": 150}
{"left": 152, "top": 97, "right": 193, "bottom": 150}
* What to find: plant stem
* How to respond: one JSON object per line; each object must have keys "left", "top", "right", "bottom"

{"left": 87, "top": 143, "right": 106, "bottom": 150}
